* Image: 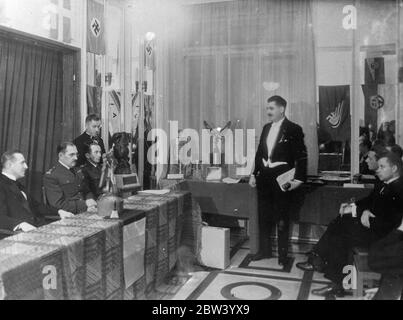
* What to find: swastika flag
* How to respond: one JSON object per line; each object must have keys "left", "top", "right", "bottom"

{"left": 87, "top": 0, "right": 105, "bottom": 55}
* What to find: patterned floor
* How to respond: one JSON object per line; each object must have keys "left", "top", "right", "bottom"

{"left": 151, "top": 238, "right": 367, "bottom": 300}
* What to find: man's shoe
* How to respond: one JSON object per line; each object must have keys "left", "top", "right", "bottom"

{"left": 311, "top": 285, "right": 347, "bottom": 297}
{"left": 296, "top": 261, "right": 315, "bottom": 271}
{"left": 278, "top": 256, "right": 292, "bottom": 267}
{"left": 250, "top": 253, "right": 272, "bottom": 261}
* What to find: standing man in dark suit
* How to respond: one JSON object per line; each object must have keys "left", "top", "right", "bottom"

{"left": 0, "top": 150, "right": 74, "bottom": 233}
{"left": 81, "top": 143, "right": 104, "bottom": 200}
{"left": 73, "top": 114, "right": 106, "bottom": 167}
{"left": 43, "top": 142, "right": 97, "bottom": 214}
{"left": 249, "top": 95, "right": 308, "bottom": 265}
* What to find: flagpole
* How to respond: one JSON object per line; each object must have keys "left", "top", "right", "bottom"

{"left": 397, "top": 0, "right": 401, "bottom": 146}
{"left": 351, "top": 0, "right": 360, "bottom": 178}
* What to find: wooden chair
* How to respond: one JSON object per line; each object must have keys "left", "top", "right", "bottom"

{"left": 352, "top": 247, "right": 381, "bottom": 298}
{"left": 42, "top": 186, "right": 60, "bottom": 222}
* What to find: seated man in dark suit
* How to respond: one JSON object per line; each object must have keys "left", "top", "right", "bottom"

{"left": 43, "top": 142, "right": 97, "bottom": 214}
{"left": 81, "top": 143, "right": 104, "bottom": 200}
{"left": 0, "top": 150, "right": 74, "bottom": 233}
{"left": 297, "top": 151, "right": 403, "bottom": 297}
{"left": 367, "top": 217, "right": 403, "bottom": 300}
{"left": 73, "top": 114, "right": 105, "bottom": 167}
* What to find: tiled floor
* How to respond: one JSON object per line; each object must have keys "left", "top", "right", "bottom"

{"left": 152, "top": 239, "right": 366, "bottom": 300}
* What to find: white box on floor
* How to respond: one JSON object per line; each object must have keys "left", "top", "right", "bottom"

{"left": 200, "top": 226, "right": 230, "bottom": 269}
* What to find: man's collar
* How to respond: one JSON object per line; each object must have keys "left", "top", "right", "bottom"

{"left": 88, "top": 160, "right": 99, "bottom": 168}
{"left": 58, "top": 160, "right": 71, "bottom": 171}
{"left": 385, "top": 176, "right": 400, "bottom": 184}
{"left": 85, "top": 131, "right": 99, "bottom": 139}
{"left": 1, "top": 171, "right": 17, "bottom": 181}
{"left": 271, "top": 117, "right": 285, "bottom": 128}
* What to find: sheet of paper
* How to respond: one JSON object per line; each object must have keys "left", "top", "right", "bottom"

{"left": 276, "top": 168, "right": 295, "bottom": 191}
{"left": 137, "top": 189, "right": 170, "bottom": 195}
{"left": 222, "top": 177, "right": 241, "bottom": 184}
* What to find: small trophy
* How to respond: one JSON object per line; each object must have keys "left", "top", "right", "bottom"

{"left": 203, "top": 121, "right": 231, "bottom": 181}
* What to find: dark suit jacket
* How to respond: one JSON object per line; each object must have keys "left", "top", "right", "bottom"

{"left": 0, "top": 174, "right": 58, "bottom": 231}
{"left": 253, "top": 117, "right": 308, "bottom": 182}
{"left": 81, "top": 161, "right": 103, "bottom": 200}
{"left": 368, "top": 229, "right": 403, "bottom": 275}
{"left": 73, "top": 132, "right": 106, "bottom": 167}
{"left": 355, "top": 177, "right": 403, "bottom": 239}
{"left": 43, "top": 162, "right": 94, "bottom": 214}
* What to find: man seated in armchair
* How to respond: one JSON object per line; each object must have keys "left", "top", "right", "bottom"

{"left": 296, "top": 151, "right": 403, "bottom": 298}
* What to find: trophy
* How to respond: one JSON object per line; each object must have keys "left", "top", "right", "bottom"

{"left": 203, "top": 121, "right": 231, "bottom": 181}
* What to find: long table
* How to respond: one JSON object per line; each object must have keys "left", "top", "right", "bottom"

{"left": 160, "top": 179, "right": 374, "bottom": 252}
{"left": 0, "top": 191, "right": 200, "bottom": 300}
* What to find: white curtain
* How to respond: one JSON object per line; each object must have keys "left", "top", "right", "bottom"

{"left": 154, "top": 0, "right": 319, "bottom": 178}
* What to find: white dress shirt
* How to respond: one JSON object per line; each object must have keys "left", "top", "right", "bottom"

{"left": 263, "top": 117, "right": 287, "bottom": 168}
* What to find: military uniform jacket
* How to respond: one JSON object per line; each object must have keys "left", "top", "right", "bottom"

{"left": 73, "top": 132, "right": 106, "bottom": 167}
{"left": 81, "top": 161, "right": 103, "bottom": 200}
{"left": 43, "top": 162, "right": 94, "bottom": 214}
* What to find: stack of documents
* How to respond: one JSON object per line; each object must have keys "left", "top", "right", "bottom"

{"left": 137, "top": 189, "right": 171, "bottom": 195}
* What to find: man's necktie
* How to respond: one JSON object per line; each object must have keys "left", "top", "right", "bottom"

{"left": 16, "top": 182, "right": 28, "bottom": 200}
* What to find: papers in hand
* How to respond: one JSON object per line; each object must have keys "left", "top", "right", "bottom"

{"left": 276, "top": 168, "right": 295, "bottom": 191}
{"left": 137, "top": 189, "right": 170, "bottom": 195}
{"left": 262, "top": 158, "right": 288, "bottom": 168}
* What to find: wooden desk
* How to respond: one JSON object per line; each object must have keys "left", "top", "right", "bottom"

{"left": 176, "top": 180, "right": 259, "bottom": 255}
{"left": 298, "top": 185, "right": 373, "bottom": 225}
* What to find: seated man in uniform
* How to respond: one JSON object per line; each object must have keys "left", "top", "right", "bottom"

{"left": 81, "top": 143, "right": 104, "bottom": 200}
{"left": 297, "top": 151, "right": 403, "bottom": 297}
{"left": 0, "top": 150, "right": 74, "bottom": 233}
{"left": 73, "top": 114, "right": 105, "bottom": 167}
{"left": 43, "top": 142, "right": 97, "bottom": 214}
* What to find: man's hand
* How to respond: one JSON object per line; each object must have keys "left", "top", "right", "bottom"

{"left": 287, "top": 179, "right": 303, "bottom": 191}
{"left": 87, "top": 205, "right": 97, "bottom": 213}
{"left": 15, "top": 222, "right": 36, "bottom": 232}
{"left": 58, "top": 209, "right": 74, "bottom": 219}
{"left": 339, "top": 203, "right": 352, "bottom": 216}
{"left": 86, "top": 199, "right": 97, "bottom": 208}
{"left": 361, "top": 210, "right": 375, "bottom": 228}
{"left": 249, "top": 175, "right": 256, "bottom": 188}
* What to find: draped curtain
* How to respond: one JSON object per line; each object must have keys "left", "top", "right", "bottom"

{"left": 0, "top": 36, "right": 63, "bottom": 200}
{"left": 154, "top": 0, "right": 318, "bottom": 177}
